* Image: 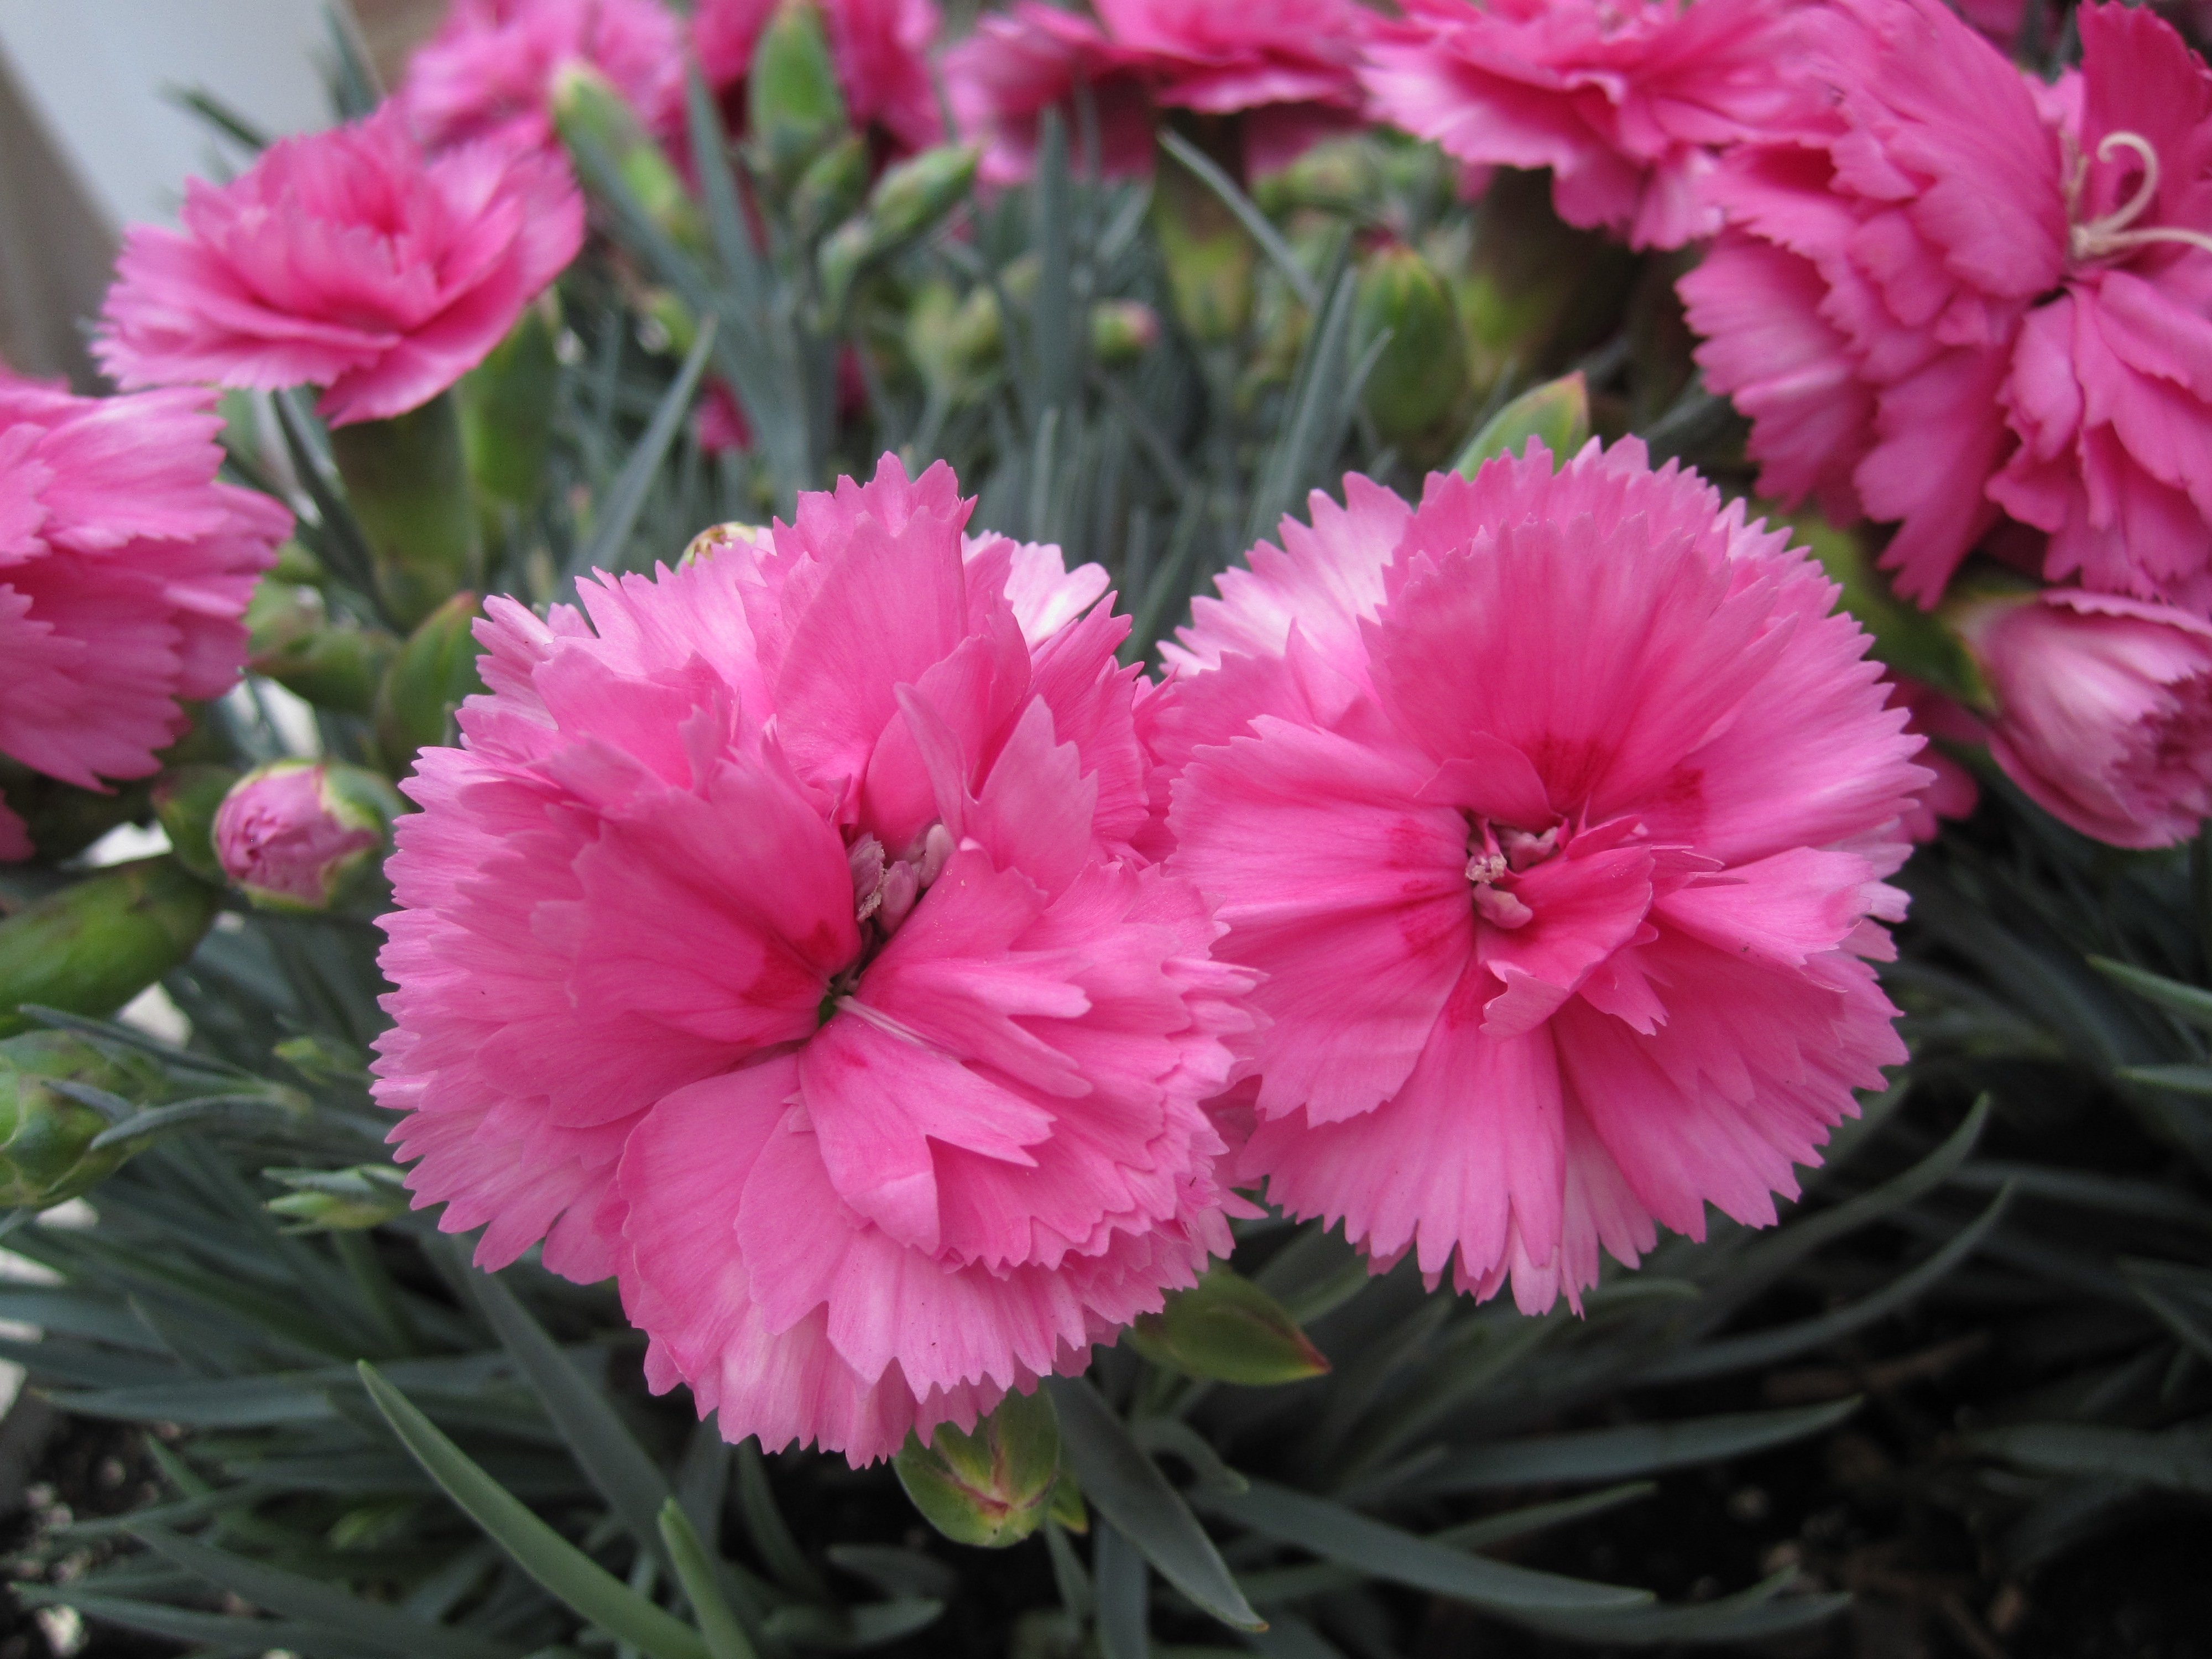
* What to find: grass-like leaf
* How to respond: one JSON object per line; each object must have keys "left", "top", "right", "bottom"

{"left": 1195, "top": 1478, "right": 1649, "bottom": 1614}
{"left": 572, "top": 316, "right": 718, "bottom": 579}
{"left": 1401, "top": 1398, "right": 1862, "bottom": 1495}
{"left": 1046, "top": 1377, "right": 1264, "bottom": 1631}
{"left": 358, "top": 1361, "right": 712, "bottom": 1659}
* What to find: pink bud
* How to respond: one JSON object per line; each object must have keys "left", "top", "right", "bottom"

{"left": 213, "top": 761, "right": 401, "bottom": 911}
{"left": 1955, "top": 590, "right": 2212, "bottom": 849}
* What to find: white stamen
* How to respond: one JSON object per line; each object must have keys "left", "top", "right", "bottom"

{"left": 2069, "top": 130, "right": 2212, "bottom": 262}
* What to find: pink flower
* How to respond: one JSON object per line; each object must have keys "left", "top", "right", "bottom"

{"left": 946, "top": 0, "right": 1372, "bottom": 186}
{"left": 0, "top": 368, "right": 290, "bottom": 860}
{"left": 1954, "top": 588, "right": 2212, "bottom": 847}
{"left": 697, "top": 0, "right": 945, "bottom": 158}
{"left": 374, "top": 456, "right": 1250, "bottom": 1462}
{"left": 1683, "top": 1, "right": 2212, "bottom": 611}
{"left": 393, "top": 0, "right": 686, "bottom": 154}
{"left": 215, "top": 760, "right": 397, "bottom": 910}
{"left": 1361, "top": 0, "right": 1811, "bottom": 251}
{"left": 1147, "top": 441, "right": 1926, "bottom": 1313}
{"left": 95, "top": 109, "right": 583, "bottom": 428}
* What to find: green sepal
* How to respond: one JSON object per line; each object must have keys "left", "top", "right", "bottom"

{"left": 1794, "top": 514, "right": 1992, "bottom": 707}
{"left": 328, "top": 393, "right": 482, "bottom": 632}
{"left": 0, "top": 858, "right": 220, "bottom": 1037}
{"left": 376, "top": 593, "right": 489, "bottom": 769}
{"left": 1126, "top": 1265, "right": 1331, "bottom": 1387}
{"left": 895, "top": 1387, "right": 1062, "bottom": 1549}
{"left": 245, "top": 577, "right": 398, "bottom": 715}
{"left": 151, "top": 765, "right": 239, "bottom": 886}
{"left": 458, "top": 296, "right": 563, "bottom": 512}
{"left": 1453, "top": 371, "right": 1591, "bottom": 476}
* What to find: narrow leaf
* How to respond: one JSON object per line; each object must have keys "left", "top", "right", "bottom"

{"left": 660, "top": 1500, "right": 760, "bottom": 1659}
{"left": 575, "top": 315, "right": 718, "bottom": 577}
{"left": 1157, "top": 129, "right": 1319, "bottom": 311}
{"left": 1095, "top": 1521, "right": 1150, "bottom": 1659}
{"left": 1195, "top": 1479, "right": 1648, "bottom": 1614}
{"left": 2089, "top": 955, "right": 2212, "bottom": 1032}
{"left": 1404, "top": 1399, "right": 1861, "bottom": 1494}
{"left": 467, "top": 1259, "right": 677, "bottom": 1563}
{"left": 1045, "top": 1377, "right": 1264, "bottom": 1631}
{"left": 357, "top": 1362, "right": 711, "bottom": 1659}
{"left": 134, "top": 1525, "right": 518, "bottom": 1659}
{"left": 1519, "top": 1571, "right": 1848, "bottom": 1645}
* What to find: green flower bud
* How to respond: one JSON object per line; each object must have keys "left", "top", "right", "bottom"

{"left": 552, "top": 61, "right": 704, "bottom": 248}
{"left": 792, "top": 133, "right": 872, "bottom": 244}
{"left": 0, "top": 859, "right": 219, "bottom": 1038}
{"left": 1357, "top": 244, "right": 1470, "bottom": 447}
{"left": 214, "top": 761, "right": 403, "bottom": 912}
{"left": 750, "top": 0, "right": 848, "bottom": 184}
{"left": 904, "top": 281, "right": 1004, "bottom": 401}
{"left": 1452, "top": 370, "right": 1592, "bottom": 477}
{"left": 865, "top": 143, "right": 980, "bottom": 247}
{"left": 376, "top": 593, "right": 489, "bottom": 769}
{"left": 895, "top": 1387, "right": 1062, "bottom": 1549}
{"left": 265, "top": 1164, "right": 410, "bottom": 1232}
{"left": 327, "top": 393, "right": 482, "bottom": 632}
{"left": 1254, "top": 134, "right": 1385, "bottom": 218}
{"left": 0, "top": 1032, "right": 163, "bottom": 1208}
{"left": 1127, "top": 1265, "right": 1330, "bottom": 1386}
{"left": 1089, "top": 299, "right": 1162, "bottom": 367}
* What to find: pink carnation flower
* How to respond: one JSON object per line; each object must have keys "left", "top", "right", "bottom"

{"left": 946, "top": 0, "right": 1372, "bottom": 186}
{"left": 0, "top": 368, "right": 290, "bottom": 859}
{"left": 1954, "top": 588, "right": 2212, "bottom": 847}
{"left": 696, "top": 0, "right": 945, "bottom": 158}
{"left": 95, "top": 109, "right": 583, "bottom": 428}
{"left": 1361, "top": 0, "right": 1811, "bottom": 251}
{"left": 1683, "top": 0, "right": 2212, "bottom": 610}
{"left": 374, "top": 457, "right": 1250, "bottom": 1462}
{"left": 394, "top": 0, "right": 686, "bottom": 153}
{"left": 1147, "top": 441, "right": 1926, "bottom": 1313}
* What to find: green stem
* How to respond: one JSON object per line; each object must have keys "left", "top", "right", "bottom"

{"left": 328, "top": 392, "right": 481, "bottom": 631}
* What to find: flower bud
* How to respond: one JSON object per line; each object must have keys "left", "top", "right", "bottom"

{"left": 750, "top": 0, "right": 849, "bottom": 184}
{"left": 895, "top": 1387, "right": 1062, "bottom": 1548}
{"left": 1357, "top": 244, "right": 1470, "bottom": 447}
{"left": 551, "top": 61, "right": 704, "bottom": 249}
{"left": 0, "top": 1032, "right": 161, "bottom": 1208}
{"left": 0, "top": 859, "right": 220, "bottom": 1037}
{"left": 245, "top": 578, "right": 399, "bottom": 716}
{"left": 327, "top": 393, "right": 481, "bottom": 632}
{"left": 265, "top": 1164, "right": 410, "bottom": 1232}
{"left": 1953, "top": 589, "right": 2212, "bottom": 849}
{"left": 905, "top": 283, "right": 1005, "bottom": 400}
{"left": 792, "top": 133, "right": 871, "bottom": 244}
{"left": 1126, "top": 1265, "right": 1330, "bottom": 1386}
{"left": 376, "top": 593, "right": 488, "bottom": 768}
{"left": 1089, "top": 299, "right": 1161, "bottom": 367}
{"left": 214, "top": 761, "right": 403, "bottom": 912}
{"left": 680, "top": 522, "right": 765, "bottom": 566}
{"left": 866, "top": 144, "right": 981, "bottom": 247}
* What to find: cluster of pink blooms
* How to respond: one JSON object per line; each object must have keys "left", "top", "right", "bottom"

{"left": 20, "top": 0, "right": 2212, "bottom": 1464}
{"left": 371, "top": 442, "right": 1924, "bottom": 1457}
{"left": 0, "top": 368, "right": 289, "bottom": 859}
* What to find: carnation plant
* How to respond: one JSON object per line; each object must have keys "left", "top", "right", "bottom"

{"left": 6, "top": 1, "right": 2212, "bottom": 1655}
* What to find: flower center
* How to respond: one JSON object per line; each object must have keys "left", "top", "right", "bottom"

{"left": 1465, "top": 818, "right": 1562, "bottom": 931}
{"left": 2066, "top": 130, "right": 2212, "bottom": 263}
{"left": 824, "top": 823, "right": 956, "bottom": 1023}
